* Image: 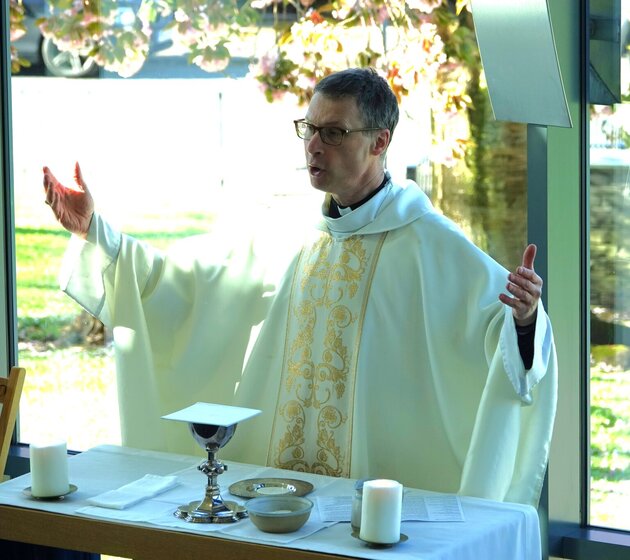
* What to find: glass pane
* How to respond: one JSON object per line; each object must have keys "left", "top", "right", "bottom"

{"left": 9, "top": 2, "right": 526, "bottom": 456}
{"left": 431, "top": 116, "right": 527, "bottom": 272}
{"left": 588, "top": 1, "right": 630, "bottom": 531}
{"left": 10, "top": 30, "right": 306, "bottom": 452}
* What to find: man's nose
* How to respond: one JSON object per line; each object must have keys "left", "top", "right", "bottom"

{"left": 306, "top": 131, "right": 324, "bottom": 153}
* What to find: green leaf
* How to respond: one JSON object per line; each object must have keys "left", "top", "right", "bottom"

{"left": 51, "top": 0, "right": 75, "bottom": 11}
{"left": 235, "top": 7, "right": 260, "bottom": 27}
{"left": 113, "top": 42, "right": 126, "bottom": 62}
{"left": 214, "top": 44, "right": 230, "bottom": 59}
{"left": 86, "top": 22, "right": 105, "bottom": 36}
{"left": 119, "top": 31, "right": 137, "bottom": 47}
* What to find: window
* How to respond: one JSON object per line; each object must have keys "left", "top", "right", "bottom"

{"left": 8, "top": 2, "right": 528, "bottom": 454}
{"left": 585, "top": 0, "right": 630, "bottom": 533}
{"left": 589, "top": 102, "right": 630, "bottom": 530}
{"left": 10, "top": 42, "right": 310, "bottom": 452}
{"left": 6, "top": 1, "right": 630, "bottom": 558}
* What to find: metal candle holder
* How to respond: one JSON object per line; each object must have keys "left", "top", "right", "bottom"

{"left": 174, "top": 422, "right": 247, "bottom": 523}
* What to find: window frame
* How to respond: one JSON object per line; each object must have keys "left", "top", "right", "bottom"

{"left": 546, "top": 0, "right": 630, "bottom": 557}
{"left": 1, "top": 0, "right": 24, "bottom": 480}
{"left": 2, "top": 0, "right": 630, "bottom": 557}
{"left": 1, "top": 0, "right": 18, "bottom": 389}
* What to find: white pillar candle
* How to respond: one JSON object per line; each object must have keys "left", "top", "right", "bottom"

{"left": 30, "top": 441, "right": 70, "bottom": 498}
{"left": 359, "top": 479, "right": 403, "bottom": 544}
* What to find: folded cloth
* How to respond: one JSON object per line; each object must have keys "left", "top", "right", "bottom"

{"left": 87, "top": 474, "right": 179, "bottom": 509}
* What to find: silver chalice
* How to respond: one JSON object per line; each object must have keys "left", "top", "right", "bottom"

{"left": 162, "top": 402, "right": 261, "bottom": 524}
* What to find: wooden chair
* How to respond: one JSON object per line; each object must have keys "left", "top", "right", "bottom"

{"left": 0, "top": 367, "right": 26, "bottom": 480}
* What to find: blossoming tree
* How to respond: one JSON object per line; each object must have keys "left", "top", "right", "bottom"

{"left": 9, "top": 0, "right": 479, "bottom": 166}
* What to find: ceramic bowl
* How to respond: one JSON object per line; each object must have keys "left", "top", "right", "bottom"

{"left": 246, "top": 496, "right": 314, "bottom": 533}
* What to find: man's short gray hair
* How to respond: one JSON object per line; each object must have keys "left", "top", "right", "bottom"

{"left": 314, "top": 68, "right": 400, "bottom": 140}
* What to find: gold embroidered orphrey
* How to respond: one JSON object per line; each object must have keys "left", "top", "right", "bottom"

{"left": 268, "top": 231, "right": 387, "bottom": 477}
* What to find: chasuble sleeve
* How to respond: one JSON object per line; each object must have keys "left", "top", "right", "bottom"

{"left": 57, "top": 212, "right": 277, "bottom": 453}
{"left": 59, "top": 213, "right": 271, "bottom": 335}
{"left": 460, "top": 312, "right": 558, "bottom": 506}
{"left": 59, "top": 213, "right": 162, "bottom": 327}
{"left": 462, "top": 269, "right": 557, "bottom": 507}
{"left": 411, "top": 211, "right": 558, "bottom": 506}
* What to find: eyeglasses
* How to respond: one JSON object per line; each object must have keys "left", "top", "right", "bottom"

{"left": 293, "top": 119, "right": 383, "bottom": 146}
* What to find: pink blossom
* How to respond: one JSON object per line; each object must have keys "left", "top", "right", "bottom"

{"left": 259, "top": 50, "right": 279, "bottom": 75}
{"left": 376, "top": 6, "right": 389, "bottom": 24}
{"left": 10, "top": 29, "right": 26, "bottom": 42}
{"left": 193, "top": 54, "right": 230, "bottom": 73}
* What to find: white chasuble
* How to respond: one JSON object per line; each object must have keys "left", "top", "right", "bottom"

{"left": 268, "top": 232, "right": 387, "bottom": 477}
{"left": 59, "top": 179, "right": 558, "bottom": 508}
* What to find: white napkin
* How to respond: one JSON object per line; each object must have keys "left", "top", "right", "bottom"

{"left": 87, "top": 474, "right": 179, "bottom": 509}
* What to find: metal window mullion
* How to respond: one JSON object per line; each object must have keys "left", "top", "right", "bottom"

{"left": 580, "top": 0, "right": 591, "bottom": 530}
{"left": 0, "top": 0, "right": 20, "bottom": 397}
{"left": 527, "top": 122, "right": 549, "bottom": 560}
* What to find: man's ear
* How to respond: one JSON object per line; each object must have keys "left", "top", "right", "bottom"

{"left": 372, "top": 129, "right": 391, "bottom": 156}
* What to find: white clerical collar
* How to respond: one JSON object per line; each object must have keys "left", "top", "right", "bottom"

{"left": 319, "top": 180, "right": 397, "bottom": 238}
{"left": 317, "top": 179, "right": 435, "bottom": 239}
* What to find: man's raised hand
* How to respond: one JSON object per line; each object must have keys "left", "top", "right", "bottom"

{"left": 43, "top": 162, "right": 94, "bottom": 239}
{"left": 499, "top": 244, "right": 543, "bottom": 326}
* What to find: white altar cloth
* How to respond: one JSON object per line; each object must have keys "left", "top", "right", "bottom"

{"left": 0, "top": 445, "right": 542, "bottom": 559}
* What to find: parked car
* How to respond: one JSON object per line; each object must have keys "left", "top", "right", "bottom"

{"left": 13, "top": 0, "right": 99, "bottom": 77}
{"left": 11, "top": 0, "right": 174, "bottom": 78}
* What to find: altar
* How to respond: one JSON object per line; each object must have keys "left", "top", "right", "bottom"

{"left": 0, "top": 445, "right": 542, "bottom": 560}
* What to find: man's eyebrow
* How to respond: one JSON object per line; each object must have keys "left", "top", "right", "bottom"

{"left": 304, "top": 118, "right": 346, "bottom": 128}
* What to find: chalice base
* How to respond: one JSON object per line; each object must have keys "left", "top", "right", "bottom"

{"left": 174, "top": 499, "right": 247, "bottom": 524}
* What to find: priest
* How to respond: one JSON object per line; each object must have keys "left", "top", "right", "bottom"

{"left": 42, "top": 67, "right": 557, "bottom": 507}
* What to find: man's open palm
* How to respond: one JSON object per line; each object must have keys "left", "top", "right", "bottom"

{"left": 43, "top": 162, "right": 94, "bottom": 239}
{"left": 499, "top": 244, "right": 543, "bottom": 326}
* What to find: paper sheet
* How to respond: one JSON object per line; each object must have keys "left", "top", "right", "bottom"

{"left": 316, "top": 494, "right": 465, "bottom": 523}
{"left": 402, "top": 495, "right": 465, "bottom": 522}
{"left": 161, "top": 402, "right": 261, "bottom": 426}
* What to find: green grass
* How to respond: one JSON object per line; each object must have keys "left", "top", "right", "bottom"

{"left": 18, "top": 346, "right": 119, "bottom": 451}
{"left": 14, "top": 216, "right": 209, "bottom": 449}
{"left": 15, "top": 227, "right": 76, "bottom": 318}
{"left": 590, "top": 355, "right": 630, "bottom": 530}
{"left": 15, "top": 221, "right": 209, "bottom": 319}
